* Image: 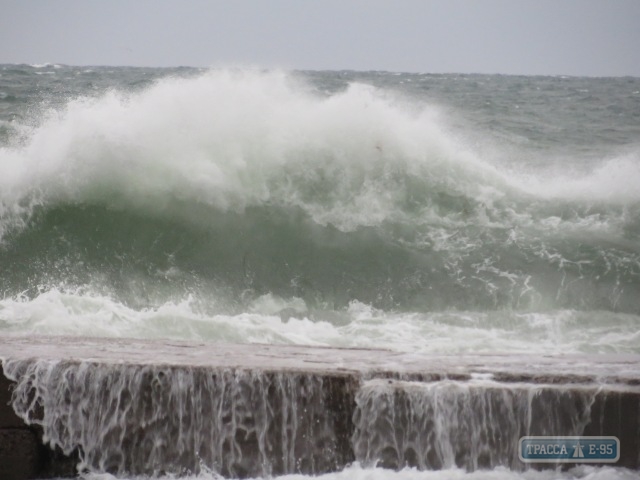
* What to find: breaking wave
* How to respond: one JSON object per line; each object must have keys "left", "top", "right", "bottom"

{"left": 0, "top": 69, "right": 639, "bottom": 323}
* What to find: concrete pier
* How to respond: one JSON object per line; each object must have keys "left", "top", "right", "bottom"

{"left": 1, "top": 335, "right": 639, "bottom": 478}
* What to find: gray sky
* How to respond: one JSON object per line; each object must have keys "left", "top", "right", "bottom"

{"left": 2, "top": 0, "right": 639, "bottom": 76}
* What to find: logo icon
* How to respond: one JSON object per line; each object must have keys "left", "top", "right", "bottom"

{"left": 572, "top": 442, "right": 584, "bottom": 458}
{"left": 519, "top": 436, "right": 619, "bottom": 463}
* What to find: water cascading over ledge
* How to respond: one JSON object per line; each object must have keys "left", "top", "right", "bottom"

{"left": 353, "top": 379, "right": 599, "bottom": 470}
{"left": 1, "top": 361, "right": 356, "bottom": 478}
{"left": 1, "top": 337, "right": 639, "bottom": 478}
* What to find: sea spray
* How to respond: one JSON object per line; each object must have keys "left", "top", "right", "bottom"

{"left": 1, "top": 69, "right": 638, "bottom": 316}
{"left": 2, "top": 291, "right": 639, "bottom": 354}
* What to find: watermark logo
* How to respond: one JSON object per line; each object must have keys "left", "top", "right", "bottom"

{"left": 519, "top": 436, "right": 619, "bottom": 463}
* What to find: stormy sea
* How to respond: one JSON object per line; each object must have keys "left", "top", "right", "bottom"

{"left": 0, "top": 64, "right": 639, "bottom": 480}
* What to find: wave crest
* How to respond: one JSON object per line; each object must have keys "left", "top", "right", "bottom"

{"left": 0, "top": 69, "right": 516, "bottom": 235}
{"left": 1, "top": 69, "right": 638, "bottom": 314}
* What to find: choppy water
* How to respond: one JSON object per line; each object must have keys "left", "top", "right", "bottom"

{"left": 1, "top": 65, "right": 640, "bottom": 479}
{"left": 1, "top": 65, "right": 639, "bottom": 354}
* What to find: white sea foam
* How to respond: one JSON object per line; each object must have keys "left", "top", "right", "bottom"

{"left": 0, "top": 68, "right": 637, "bottom": 341}
{"left": 0, "top": 69, "right": 502, "bottom": 227}
{"left": 0, "top": 69, "right": 470, "bottom": 234}
{"left": 3, "top": 68, "right": 634, "bottom": 243}
{"left": 29, "top": 63, "right": 62, "bottom": 69}
{"left": 1, "top": 289, "right": 638, "bottom": 354}
{"left": 519, "top": 152, "right": 640, "bottom": 203}
{"left": 76, "top": 463, "right": 640, "bottom": 480}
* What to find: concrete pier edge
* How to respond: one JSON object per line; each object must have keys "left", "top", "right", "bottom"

{"left": 1, "top": 335, "right": 639, "bottom": 478}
